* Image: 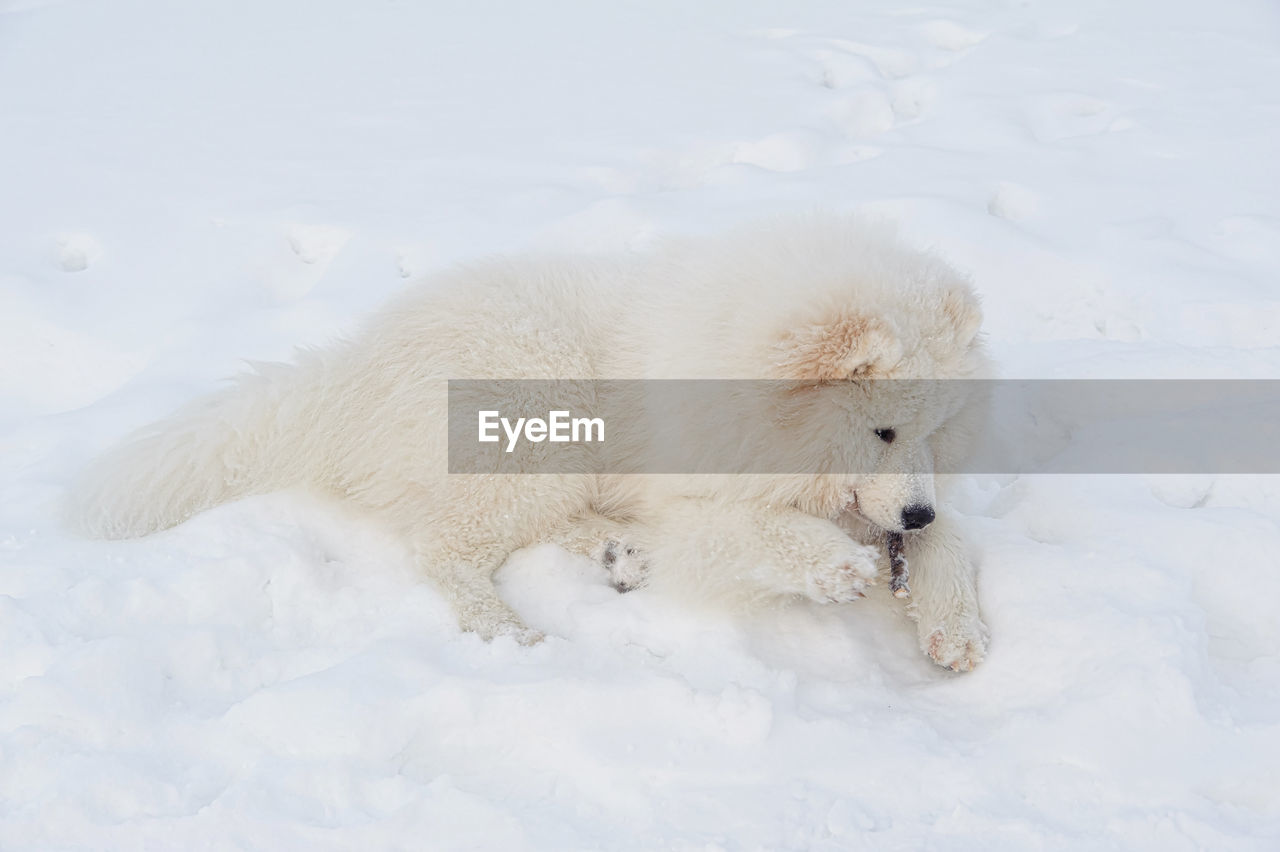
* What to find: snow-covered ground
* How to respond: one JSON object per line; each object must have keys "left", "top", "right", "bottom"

{"left": 3, "top": 0, "right": 1280, "bottom": 847}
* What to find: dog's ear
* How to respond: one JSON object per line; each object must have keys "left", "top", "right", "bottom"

{"left": 774, "top": 312, "right": 903, "bottom": 381}
{"left": 936, "top": 284, "right": 983, "bottom": 350}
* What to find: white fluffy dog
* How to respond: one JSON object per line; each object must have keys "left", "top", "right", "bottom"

{"left": 69, "top": 215, "right": 991, "bottom": 671}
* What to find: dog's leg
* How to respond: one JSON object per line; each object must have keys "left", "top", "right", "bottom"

{"left": 898, "top": 508, "right": 988, "bottom": 671}
{"left": 551, "top": 513, "right": 650, "bottom": 592}
{"left": 643, "top": 498, "right": 882, "bottom": 608}
{"left": 412, "top": 538, "right": 543, "bottom": 645}
{"left": 386, "top": 472, "right": 593, "bottom": 645}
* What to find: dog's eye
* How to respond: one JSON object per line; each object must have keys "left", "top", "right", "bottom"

{"left": 874, "top": 428, "right": 896, "bottom": 444}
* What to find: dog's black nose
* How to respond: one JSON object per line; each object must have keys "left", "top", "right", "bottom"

{"left": 901, "top": 504, "right": 935, "bottom": 530}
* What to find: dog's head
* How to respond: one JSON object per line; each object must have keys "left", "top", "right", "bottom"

{"left": 644, "top": 216, "right": 990, "bottom": 532}
{"left": 765, "top": 264, "right": 989, "bottom": 533}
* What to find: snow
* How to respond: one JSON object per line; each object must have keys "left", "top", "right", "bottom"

{"left": 3, "top": 0, "right": 1280, "bottom": 847}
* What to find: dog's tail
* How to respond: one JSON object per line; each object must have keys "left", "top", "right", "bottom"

{"left": 66, "top": 361, "right": 324, "bottom": 539}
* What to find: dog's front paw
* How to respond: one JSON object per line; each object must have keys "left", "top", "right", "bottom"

{"left": 920, "top": 616, "right": 988, "bottom": 672}
{"left": 597, "top": 538, "right": 649, "bottom": 592}
{"left": 805, "top": 539, "right": 881, "bottom": 603}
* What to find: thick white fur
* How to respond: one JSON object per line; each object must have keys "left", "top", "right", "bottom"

{"left": 68, "top": 215, "right": 991, "bottom": 669}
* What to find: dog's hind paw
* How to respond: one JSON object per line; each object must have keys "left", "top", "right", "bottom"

{"left": 463, "top": 610, "right": 545, "bottom": 646}
{"left": 598, "top": 538, "right": 649, "bottom": 592}
{"left": 485, "top": 621, "right": 545, "bottom": 646}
